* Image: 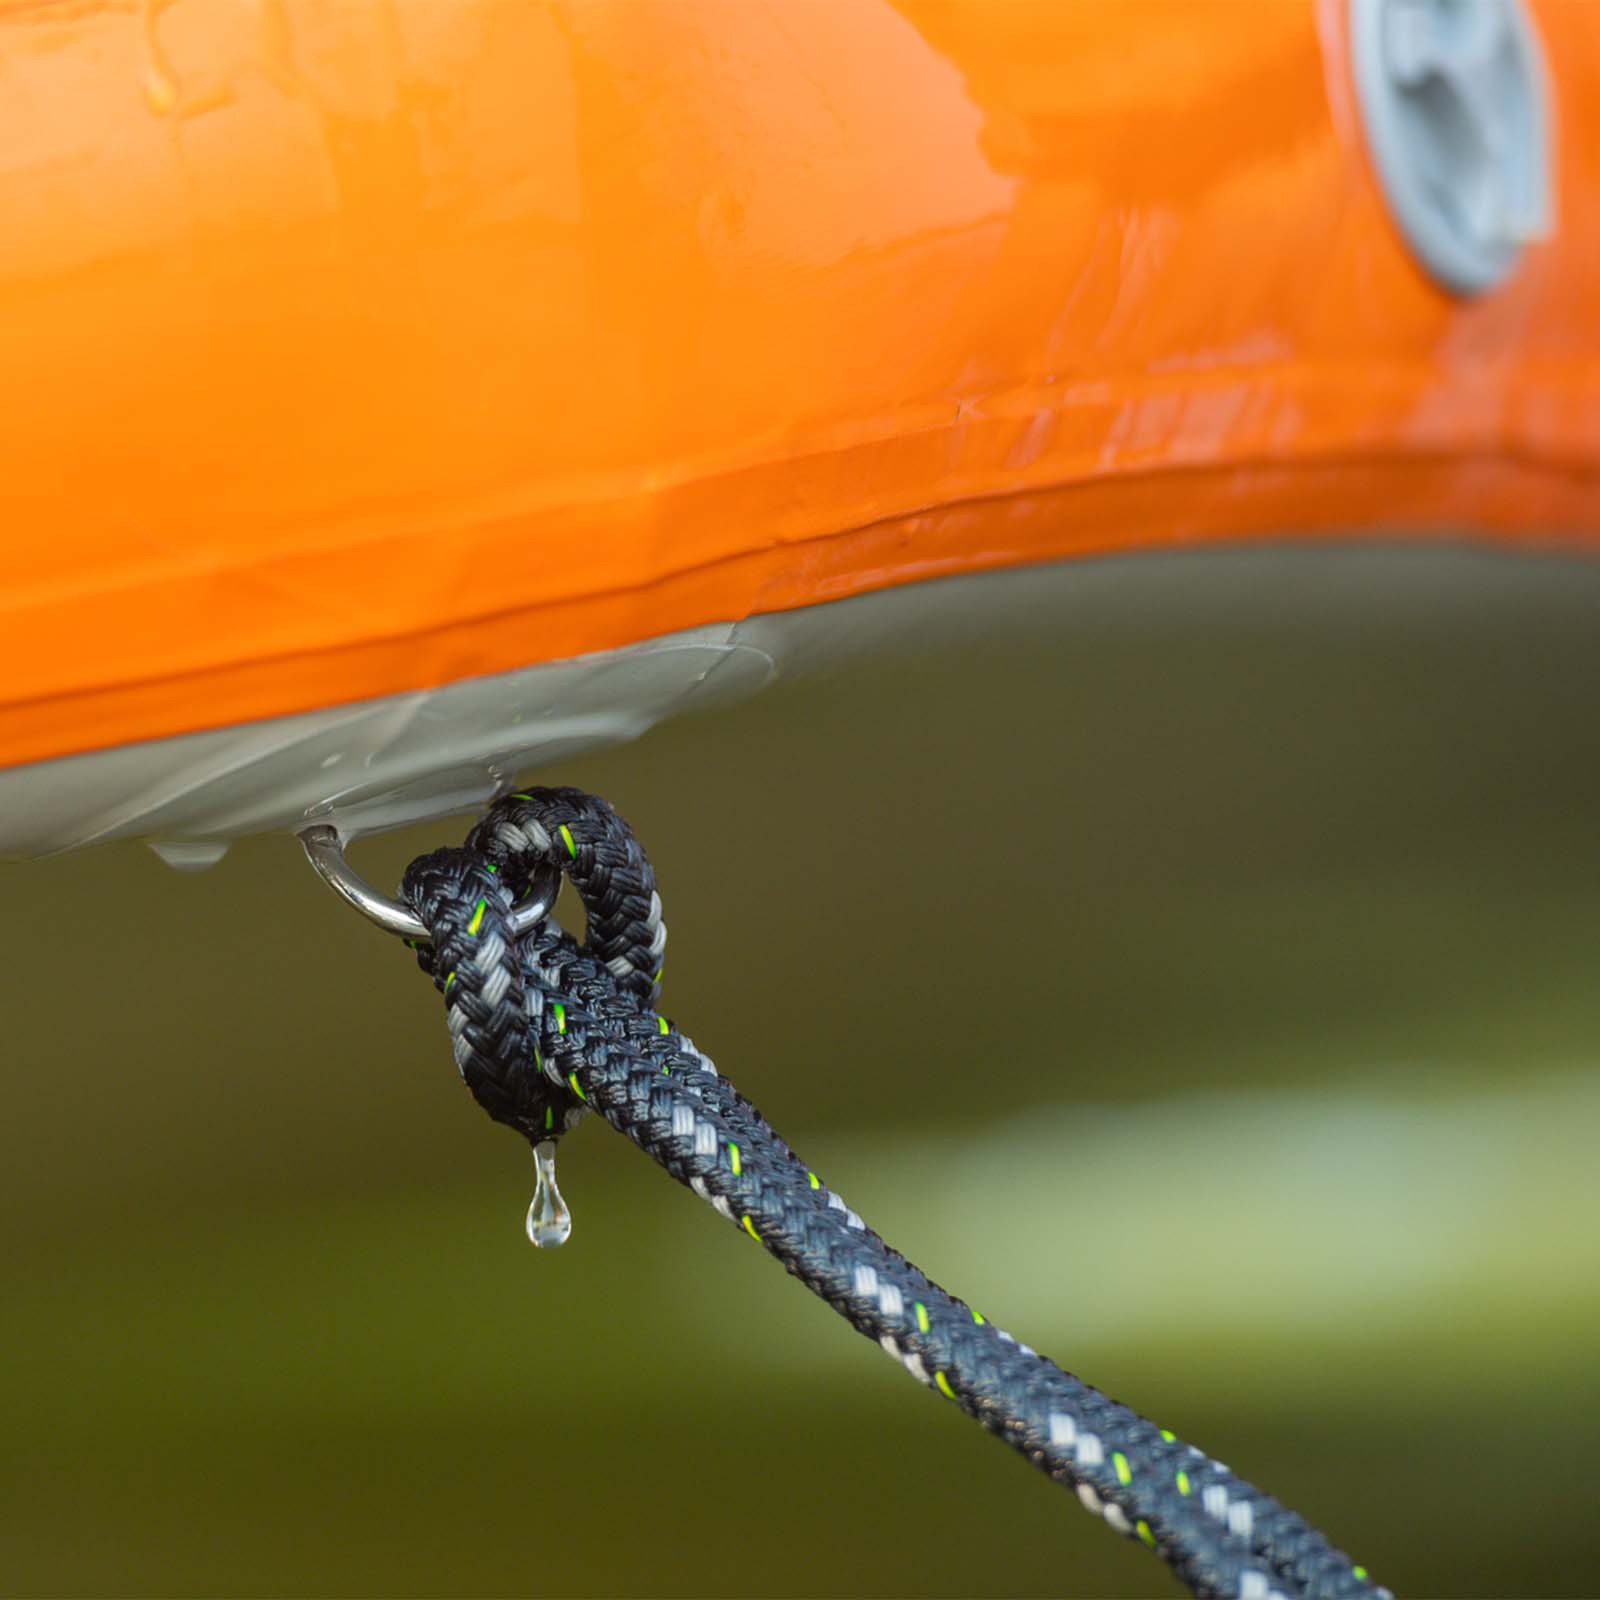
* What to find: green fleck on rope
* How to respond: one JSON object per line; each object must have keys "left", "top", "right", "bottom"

{"left": 466, "top": 898, "right": 487, "bottom": 936}
{"left": 934, "top": 1371, "right": 956, "bottom": 1400}
{"left": 807, "top": 1171, "right": 820, "bottom": 1190}
{"left": 443, "top": 971, "right": 456, "bottom": 994}
{"left": 1176, "top": 1470, "right": 1191, "bottom": 1497}
{"left": 1354, "top": 1568, "right": 1369, "bottom": 1582}
{"left": 1136, "top": 1520, "right": 1157, "bottom": 1548}
{"left": 1113, "top": 1451, "right": 1132, "bottom": 1486}
{"left": 729, "top": 1142, "right": 742, "bottom": 1176}
{"left": 657, "top": 1016, "right": 669, "bottom": 1035}
{"left": 559, "top": 823, "right": 577, "bottom": 859}
{"left": 971, "top": 1310, "right": 986, "bottom": 1325}
{"left": 544, "top": 1106, "right": 554, "bottom": 1131}
{"left": 1160, "top": 1429, "right": 1176, "bottom": 1442}
{"left": 914, "top": 1301, "right": 930, "bottom": 1334}
{"left": 567, "top": 1070, "right": 586, "bottom": 1102}
{"left": 554, "top": 1002, "right": 567, "bottom": 1034}
{"left": 742, "top": 1215, "right": 759, "bottom": 1240}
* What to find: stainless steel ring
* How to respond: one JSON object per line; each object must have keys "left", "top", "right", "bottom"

{"left": 297, "top": 823, "right": 561, "bottom": 944}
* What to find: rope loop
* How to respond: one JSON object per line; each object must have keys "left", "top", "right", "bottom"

{"left": 464, "top": 788, "right": 666, "bottom": 1004}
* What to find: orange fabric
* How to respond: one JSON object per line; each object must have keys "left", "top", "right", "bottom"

{"left": 2, "top": 0, "right": 1599, "bottom": 770}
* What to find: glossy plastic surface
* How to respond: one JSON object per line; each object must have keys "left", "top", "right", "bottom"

{"left": 3, "top": 0, "right": 1600, "bottom": 773}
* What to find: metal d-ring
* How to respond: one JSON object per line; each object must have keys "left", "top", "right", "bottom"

{"left": 297, "top": 823, "right": 561, "bottom": 945}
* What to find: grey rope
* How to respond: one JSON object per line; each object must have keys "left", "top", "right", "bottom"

{"left": 400, "top": 789, "right": 1388, "bottom": 1600}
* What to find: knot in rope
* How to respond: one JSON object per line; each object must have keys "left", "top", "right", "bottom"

{"left": 402, "top": 788, "right": 666, "bottom": 1146}
{"left": 398, "top": 788, "right": 1388, "bottom": 1600}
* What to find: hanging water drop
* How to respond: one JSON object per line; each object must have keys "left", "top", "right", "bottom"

{"left": 148, "top": 838, "right": 231, "bottom": 872}
{"left": 524, "top": 1139, "right": 572, "bottom": 1248}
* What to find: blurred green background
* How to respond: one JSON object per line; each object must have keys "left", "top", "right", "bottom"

{"left": 3, "top": 545, "right": 1599, "bottom": 1598}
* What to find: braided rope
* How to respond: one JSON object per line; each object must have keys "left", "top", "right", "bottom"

{"left": 401, "top": 790, "right": 1389, "bottom": 1600}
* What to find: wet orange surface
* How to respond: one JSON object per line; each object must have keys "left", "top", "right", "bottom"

{"left": 2, "top": 0, "right": 1599, "bottom": 769}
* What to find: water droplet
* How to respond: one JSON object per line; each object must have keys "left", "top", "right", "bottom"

{"left": 524, "top": 1140, "right": 571, "bottom": 1249}
{"left": 148, "top": 838, "right": 230, "bottom": 872}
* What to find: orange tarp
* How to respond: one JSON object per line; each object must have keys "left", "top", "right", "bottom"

{"left": 2, "top": 0, "right": 1599, "bottom": 770}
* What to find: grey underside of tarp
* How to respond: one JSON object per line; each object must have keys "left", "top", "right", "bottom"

{"left": 5, "top": 538, "right": 1600, "bottom": 859}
